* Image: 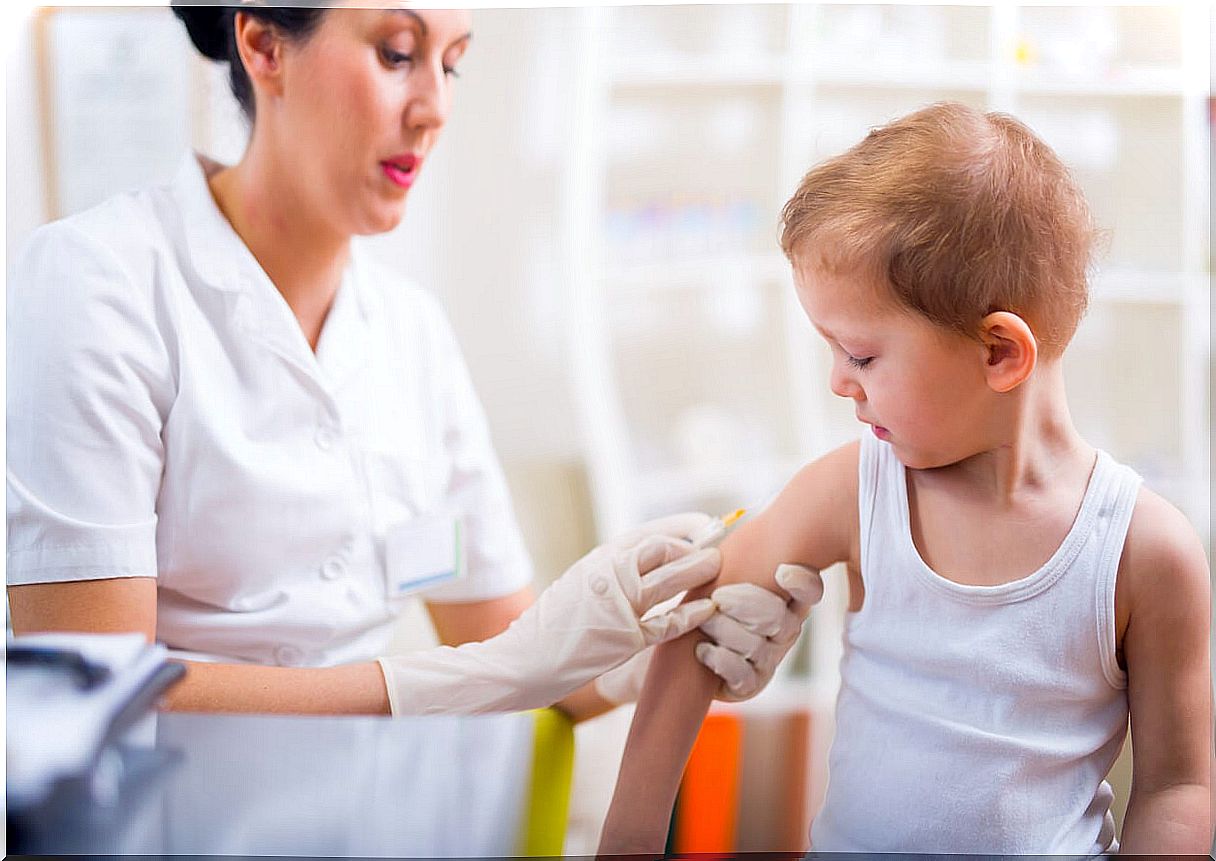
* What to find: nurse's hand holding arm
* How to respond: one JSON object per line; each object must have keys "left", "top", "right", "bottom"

{"left": 594, "top": 562, "right": 824, "bottom": 706}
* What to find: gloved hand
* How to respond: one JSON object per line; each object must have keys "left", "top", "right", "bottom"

{"left": 695, "top": 563, "right": 824, "bottom": 702}
{"left": 377, "top": 513, "right": 721, "bottom": 716}
{"left": 593, "top": 566, "right": 825, "bottom": 706}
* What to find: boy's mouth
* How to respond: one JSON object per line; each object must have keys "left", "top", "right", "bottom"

{"left": 859, "top": 415, "right": 891, "bottom": 440}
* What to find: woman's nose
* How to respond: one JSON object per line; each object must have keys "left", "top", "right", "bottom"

{"left": 404, "top": 63, "right": 448, "bottom": 132}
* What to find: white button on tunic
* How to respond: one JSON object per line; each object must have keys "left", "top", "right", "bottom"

{"left": 7, "top": 153, "right": 533, "bottom": 666}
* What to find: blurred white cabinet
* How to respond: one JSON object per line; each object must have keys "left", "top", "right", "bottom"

{"left": 564, "top": 2, "right": 1210, "bottom": 552}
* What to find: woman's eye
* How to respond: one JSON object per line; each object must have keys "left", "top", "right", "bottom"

{"left": 382, "top": 46, "right": 460, "bottom": 79}
{"left": 845, "top": 354, "right": 874, "bottom": 370}
{"left": 381, "top": 48, "right": 412, "bottom": 68}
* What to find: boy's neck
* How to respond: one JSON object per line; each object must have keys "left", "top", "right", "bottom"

{"left": 949, "top": 359, "right": 1093, "bottom": 504}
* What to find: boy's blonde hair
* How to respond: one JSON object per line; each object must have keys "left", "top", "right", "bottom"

{"left": 780, "top": 101, "right": 1097, "bottom": 356}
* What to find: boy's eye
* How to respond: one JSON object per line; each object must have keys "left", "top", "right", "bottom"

{"left": 845, "top": 354, "right": 874, "bottom": 370}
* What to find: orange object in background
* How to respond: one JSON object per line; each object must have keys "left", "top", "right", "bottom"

{"left": 672, "top": 712, "right": 744, "bottom": 853}
{"left": 782, "top": 709, "right": 813, "bottom": 850}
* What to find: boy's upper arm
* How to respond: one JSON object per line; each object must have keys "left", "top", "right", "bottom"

{"left": 1121, "top": 489, "right": 1212, "bottom": 792}
{"left": 717, "top": 440, "right": 859, "bottom": 592}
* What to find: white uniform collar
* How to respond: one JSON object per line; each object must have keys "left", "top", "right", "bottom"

{"left": 171, "top": 151, "right": 248, "bottom": 294}
{"left": 171, "top": 151, "right": 372, "bottom": 388}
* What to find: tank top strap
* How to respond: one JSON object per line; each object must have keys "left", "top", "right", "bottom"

{"left": 857, "top": 433, "right": 913, "bottom": 595}
{"left": 1088, "top": 450, "right": 1142, "bottom": 689}
{"left": 857, "top": 432, "right": 880, "bottom": 575}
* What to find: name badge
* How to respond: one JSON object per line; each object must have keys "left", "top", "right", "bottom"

{"left": 385, "top": 516, "right": 465, "bottom": 597}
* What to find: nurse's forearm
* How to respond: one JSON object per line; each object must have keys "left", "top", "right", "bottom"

{"left": 598, "top": 630, "right": 718, "bottom": 854}
{"left": 161, "top": 660, "right": 390, "bottom": 715}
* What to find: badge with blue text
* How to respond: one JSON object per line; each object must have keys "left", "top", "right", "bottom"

{"left": 385, "top": 515, "right": 465, "bottom": 597}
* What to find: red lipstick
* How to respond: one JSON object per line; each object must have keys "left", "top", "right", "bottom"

{"left": 380, "top": 153, "right": 421, "bottom": 189}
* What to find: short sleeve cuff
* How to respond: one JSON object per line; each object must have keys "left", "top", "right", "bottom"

{"left": 6, "top": 541, "right": 159, "bottom": 585}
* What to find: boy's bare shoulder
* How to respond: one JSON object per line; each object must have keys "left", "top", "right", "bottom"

{"left": 760, "top": 439, "right": 860, "bottom": 572}
{"left": 1119, "top": 486, "right": 1210, "bottom": 619}
{"left": 784, "top": 439, "right": 861, "bottom": 512}
{"left": 718, "top": 441, "right": 858, "bottom": 593}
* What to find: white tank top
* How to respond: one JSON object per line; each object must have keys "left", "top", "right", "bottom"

{"left": 811, "top": 434, "right": 1140, "bottom": 854}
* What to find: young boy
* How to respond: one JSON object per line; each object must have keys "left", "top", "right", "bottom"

{"left": 598, "top": 102, "right": 1212, "bottom": 854}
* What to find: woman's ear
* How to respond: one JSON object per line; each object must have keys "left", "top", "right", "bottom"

{"left": 978, "top": 311, "right": 1037, "bottom": 393}
{"left": 233, "top": 12, "right": 285, "bottom": 102}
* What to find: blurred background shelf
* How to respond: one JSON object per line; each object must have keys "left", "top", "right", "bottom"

{"left": 805, "top": 63, "right": 994, "bottom": 91}
{"left": 602, "top": 252, "right": 789, "bottom": 293}
{"left": 567, "top": 1, "right": 1210, "bottom": 552}
{"left": 1012, "top": 69, "right": 1189, "bottom": 97}
{"left": 610, "top": 58, "right": 787, "bottom": 89}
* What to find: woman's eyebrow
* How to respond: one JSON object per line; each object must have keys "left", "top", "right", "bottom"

{"left": 384, "top": 9, "right": 473, "bottom": 45}
{"left": 386, "top": 9, "right": 428, "bottom": 36}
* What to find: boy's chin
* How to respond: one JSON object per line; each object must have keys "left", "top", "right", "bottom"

{"left": 889, "top": 442, "right": 962, "bottom": 471}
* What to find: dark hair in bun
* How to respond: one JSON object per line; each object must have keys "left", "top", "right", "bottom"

{"left": 172, "top": 4, "right": 230, "bottom": 61}
{"left": 171, "top": 3, "right": 326, "bottom": 121}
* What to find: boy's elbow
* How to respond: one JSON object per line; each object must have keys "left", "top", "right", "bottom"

{"left": 1123, "top": 779, "right": 1213, "bottom": 852}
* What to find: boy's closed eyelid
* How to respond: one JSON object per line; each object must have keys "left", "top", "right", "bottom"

{"left": 830, "top": 339, "right": 875, "bottom": 361}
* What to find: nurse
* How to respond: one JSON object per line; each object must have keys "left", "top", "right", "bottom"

{"left": 7, "top": 4, "right": 823, "bottom": 717}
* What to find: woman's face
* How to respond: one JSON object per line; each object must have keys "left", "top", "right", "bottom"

{"left": 268, "top": 7, "right": 472, "bottom": 237}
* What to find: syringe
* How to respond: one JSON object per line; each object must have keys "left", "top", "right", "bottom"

{"left": 689, "top": 508, "right": 747, "bottom": 550}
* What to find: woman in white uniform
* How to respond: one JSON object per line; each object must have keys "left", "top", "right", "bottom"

{"left": 7, "top": 4, "right": 822, "bottom": 718}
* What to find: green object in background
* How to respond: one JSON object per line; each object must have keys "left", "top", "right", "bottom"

{"left": 665, "top": 786, "right": 681, "bottom": 856}
{"left": 518, "top": 707, "right": 575, "bottom": 856}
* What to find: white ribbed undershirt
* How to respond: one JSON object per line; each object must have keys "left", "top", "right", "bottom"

{"left": 811, "top": 434, "right": 1139, "bottom": 854}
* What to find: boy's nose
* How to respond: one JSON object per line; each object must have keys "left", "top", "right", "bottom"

{"left": 829, "top": 363, "right": 863, "bottom": 401}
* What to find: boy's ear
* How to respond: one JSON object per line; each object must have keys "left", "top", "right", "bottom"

{"left": 978, "top": 311, "right": 1037, "bottom": 393}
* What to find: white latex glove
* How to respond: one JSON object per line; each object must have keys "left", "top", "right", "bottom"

{"left": 377, "top": 513, "right": 721, "bottom": 716}
{"left": 695, "top": 563, "right": 824, "bottom": 702}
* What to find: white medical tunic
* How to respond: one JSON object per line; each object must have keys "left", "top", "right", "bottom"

{"left": 7, "top": 153, "right": 534, "bottom": 667}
